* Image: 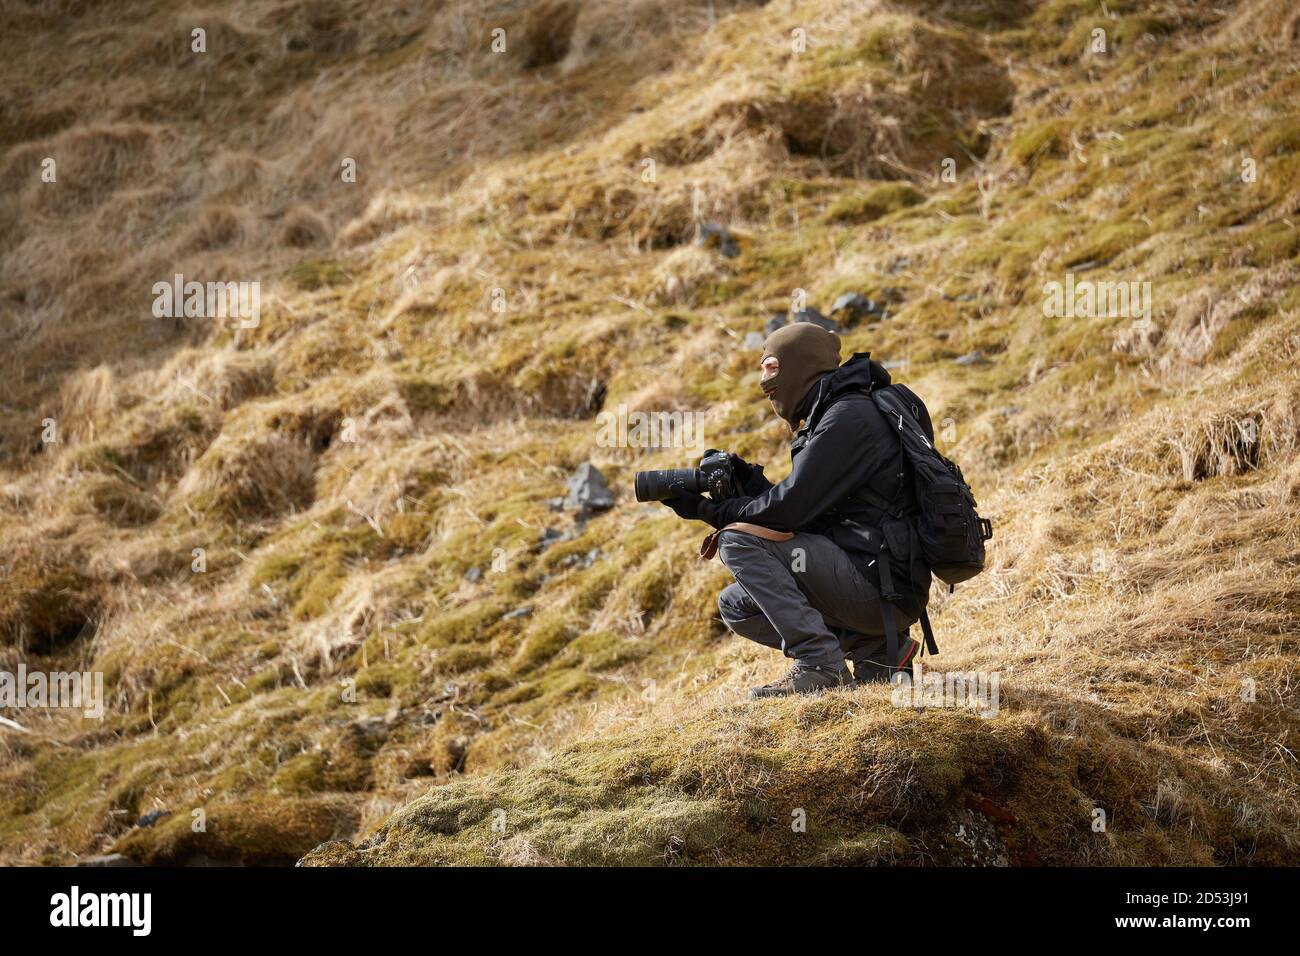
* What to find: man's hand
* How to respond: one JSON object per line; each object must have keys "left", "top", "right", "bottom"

{"left": 661, "top": 491, "right": 708, "bottom": 522}
{"left": 730, "top": 455, "right": 773, "bottom": 497}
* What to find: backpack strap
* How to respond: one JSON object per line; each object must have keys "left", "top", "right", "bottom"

{"left": 917, "top": 608, "right": 939, "bottom": 657}
{"left": 877, "top": 535, "right": 939, "bottom": 665}
{"left": 874, "top": 540, "right": 904, "bottom": 668}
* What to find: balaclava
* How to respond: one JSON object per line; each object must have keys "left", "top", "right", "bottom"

{"left": 760, "top": 323, "right": 842, "bottom": 427}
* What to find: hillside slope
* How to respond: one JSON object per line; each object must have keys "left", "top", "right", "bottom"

{"left": 2, "top": 0, "right": 1299, "bottom": 866}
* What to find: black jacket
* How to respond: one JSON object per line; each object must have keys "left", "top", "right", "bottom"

{"left": 701, "top": 352, "right": 930, "bottom": 614}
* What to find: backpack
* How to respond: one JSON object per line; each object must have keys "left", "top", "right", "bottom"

{"left": 850, "top": 382, "right": 993, "bottom": 668}
{"left": 870, "top": 383, "right": 992, "bottom": 586}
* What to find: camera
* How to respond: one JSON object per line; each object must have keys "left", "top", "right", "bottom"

{"left": 634, "top": 449, "right": 737, "bottom": 502}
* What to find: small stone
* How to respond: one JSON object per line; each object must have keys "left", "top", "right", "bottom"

{"left": 955, "top": 350, "right": 990, "bottom": 366}
{"left": 134, "top": 809, "right": 172, "bottom": 829}
{"left": 502, "top": 606, "right": 533, "bottom": 621}
{"left": 881, "top": 359, "right": 909, "bottom": 371}
{"left": 742, "top": 331, "right": 765, "bottom": 349}
{"left": 696, "top": 222, "right": 740, "bottom": 258}
{"left": 829, "top": 292, "right": 883, "bottom": 322}
{"left": 464, "top": 566, "right": 483, "bottom": 583}
{"left": 77, "top": 854, "right": 138, "bottom": 867}
{"left": 563, "top": 463, "right": 615, "bottom": 515}
{"left": 538, "top": 527, "right": 566, "bottom": 550}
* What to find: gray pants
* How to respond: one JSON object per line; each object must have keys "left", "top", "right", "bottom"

{"left": 716, "top": 529, "right": 914, "bottom": 670}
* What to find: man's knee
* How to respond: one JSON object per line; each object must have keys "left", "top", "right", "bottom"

{"left": 717, "top": 582, "right": 753, "bottom": 625}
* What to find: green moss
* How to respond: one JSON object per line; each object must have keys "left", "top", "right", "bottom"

{"left": 1008, "top": 120, "right": 1069, "bottom": 169}
{"left": 251, "top": 522, "right": 380, "bottom": 621}
{"left": 437, "top": 644, "right": 492, "bottom": 674}
{"left": 513, "top": 615, "right": 576, "bottom": 672}
{"left": 286, "top": 259, "right": 351, "bottom": 292}
{"left": 1062, "top": 221, "right": 1150, "bottom": 267}
{"left": 823, "top": 183, "right": 925, "bottom": 225}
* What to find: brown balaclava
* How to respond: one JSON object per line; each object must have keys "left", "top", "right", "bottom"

{"left": 760, "top": 323, "right": 842, "bottom": 427}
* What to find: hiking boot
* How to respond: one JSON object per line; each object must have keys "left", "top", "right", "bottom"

{"left": 749, "top": 663, "right": 851, "bottom": 699}
{"left": 850, "top": 638, "right": 919, "bottom": 685}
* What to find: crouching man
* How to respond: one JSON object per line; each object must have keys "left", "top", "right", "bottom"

{"left": 661, "top": 323, "right": 930, "bottom": 698}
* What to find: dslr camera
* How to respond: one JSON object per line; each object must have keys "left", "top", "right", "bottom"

{"left": 634, "top": 449, "right": 737, "bottom": 503}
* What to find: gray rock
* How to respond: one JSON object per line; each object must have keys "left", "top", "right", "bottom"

{"left": 696, "top": 222, "right": 740, "bottom": 258}
{"left": 881, "top": 359, "right": 909, "bottom": 371}
{"left": 537, "top": 527, "right": 569, "bottom": 551}
{"left": 134, "top": 809, "right": 171, "bottom": 829}
{"left": 464, "top": 566, "right": 483, "bottom": 583}
{"left": 742, "top": 331, "right": 765, "bottom": 349}
{"left": 77, "top": 854, "right": 138, "bottom": 867}
{"left": 501, "top": 606, "right": 533, "bottom": 621}
{"left": 562, "top": 548, "right": 603, "bottom": 569}
{"left": 563, "top": 463, "right": 614, "bottom": 515}
{"left": 793, "top": 308, "right": 840, "bottom": 333}
{"left": 830, "top": 292, "right": 884, "bottom": 323}
{"left": 764, "top": 313, "right": 787, "bottom": 337}
{"left": 955, "top": 350, "right": 990, "bottom": 366}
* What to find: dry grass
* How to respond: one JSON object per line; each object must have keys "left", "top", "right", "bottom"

{"left": 2, "top": 0, "right": 1299, "bottom": 865}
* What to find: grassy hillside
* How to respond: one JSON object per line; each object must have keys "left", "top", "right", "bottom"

{"left": 1, "top": 0, "right": 1298, "bottom": 866}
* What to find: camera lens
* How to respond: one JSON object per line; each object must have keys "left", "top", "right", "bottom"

{"left": 634, "top": 468, "right": 703, "bottom": 502}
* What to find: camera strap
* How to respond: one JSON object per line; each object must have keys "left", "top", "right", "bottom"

{"left": 699, "top": 523, "right": 795, "bottom": 560}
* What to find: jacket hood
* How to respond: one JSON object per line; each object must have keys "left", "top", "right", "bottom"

{"left": 804, "top": 351, "right": 892, "bottom": 426}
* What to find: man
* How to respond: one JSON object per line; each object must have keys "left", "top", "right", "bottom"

{"left": 661, "top": 322, "right": 930, "bottom": 698}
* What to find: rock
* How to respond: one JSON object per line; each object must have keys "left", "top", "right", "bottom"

{"left": 464, "top": 566, "right": 483, "bottom": 583}
{"left": 563, "top": 463, "right": 614, "bottom": 515}
{"left": 561, "top": 548, "right": 602, "bottom": 569}
{"left": 881, "top": 359, "right": 909, "bottom": 371}
{"left": 696, "top": 222, "right": 740, "bottom": 258}
{"left": 742, "top": 331, "right": 765, "bottom": 349}
{"left": 955, "top": 350, "right": 990, "bottom": 366}
{"left": 793, "top": 308, "right": 840, "bottom": 333}
{"left": 77, "top": 854, "right": 138, "bottom": 867}
{"left": 353, "top": 715, "right": 389, "bottom": 742}
{"left": 501, "top": 606, "right": 533, "bottom": 621}
{"left": 546, "top": 496, "right": 565, "bottom": 511}
{"left": 134, "top": 809, "right": 172, "bottom": 829}
{"left": 830, "top": 292, "right": 884, "bottom": 323}
{"left": 537, "top": 527, "right": 567, "bottom": 550}
{"left": 764, "top": 312, "right": 787, "bottom": 336}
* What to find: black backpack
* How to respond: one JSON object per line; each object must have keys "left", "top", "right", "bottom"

{"left": 870, "top": 383, "right": 992, "bottom": 584}
{"left": 854, "top": 382, "right": 993, "bottom": 667}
